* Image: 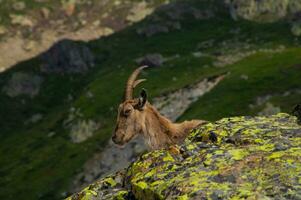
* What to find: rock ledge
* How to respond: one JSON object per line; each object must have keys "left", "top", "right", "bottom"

{"left": 67, "top": 113, "right": 301, "bottom": 200}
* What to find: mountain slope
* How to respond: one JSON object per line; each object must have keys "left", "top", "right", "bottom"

{"left": 0, "top": 0, "right": 301, "bottom": 199}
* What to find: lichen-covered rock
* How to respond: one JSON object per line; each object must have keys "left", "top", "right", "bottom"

{"left": 66, "top": 170, "right": 132, "bottom": 200}
{"left": 68, "top": 113, "right": 301, "bottom": 200}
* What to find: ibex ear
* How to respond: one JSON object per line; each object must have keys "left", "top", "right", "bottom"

{"left": 137, "top": 88, "right": 147, "bottom": 110}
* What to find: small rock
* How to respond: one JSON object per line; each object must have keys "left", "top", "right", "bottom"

{"left": 192, "top": 52, "right": 204, "bottom": 58}
{"left": 197, "top": 40, "right": 215, "bottom": 50}
{"left": 48, "top": 132, "right": 56, "bottom": 138}
{"left": 69, "top": 119, "right": 101, "bottom": 143}
{"left": 135, "top": 54, "right": 165, "bottom": 67}
{"left": 24, "top": 113, "right": 43, "bottom": 125}
{"left": 0, "top": 25, "right": 7, "bottom": 35}
{"left": 10, "top": 14, "right": 35, "bottom": 27}
{"left": 13, "top": 1, "right": 26, "bottom": 11}
{"left": 41, "top": 7, "right": 50, "bottom": 19}
{"left": 292, "top": 104, "right": 301, "bottom": 124}
{"left": 126, "top": 2, "right": 154, "bottom": 23}
{"left": 80, "top": 19, "right": 87, "bottom": 26}
{"left": 86, "top": 91, "right": 94, "bottom": 98}
{"left": 136, "top": 24, "right": 169, "bottom": 37}
{"left": 2, "top": 72, "right": 43, "bottom": 98}
{"left": 114, "top": 0, "right": 121, "bottom": 6}
{"left": 40, "top": 39, "right": 95, "bottom": 74}
{"left": 258, "top": 102, "right": 281, "bottom": 116}
{"left": 92, "top": 20, "right": 100, "bottom": 27}
{"left": 62, "top": 0, "right": 76, "bottom": 16}
{"left": 67, "top": 94, "right": 73, "bottom": 101}
{"left": 99, "top": 27, "right": 114, "bottom": 36}
{"left": 192, "top": 8, "right": 214, "bottom": 20}
{"left": 240, "top": 74, "right": 249, "bottom": 80}
{"left": 291, "top": 21, "right": 301, "bottom": 36}
{"left": 23, "top": 40, "right": 36, "bottom": 51}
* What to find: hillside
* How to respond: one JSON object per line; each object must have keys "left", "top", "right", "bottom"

{"left": 0, "top": 0, "right": 301, "bottom": 199}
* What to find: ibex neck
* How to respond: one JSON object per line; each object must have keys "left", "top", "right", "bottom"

{"left": 143, "top": 104, "right": 182, "bottom": 149}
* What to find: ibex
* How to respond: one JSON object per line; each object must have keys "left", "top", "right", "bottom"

{"left": 112, "top": 66, "right": 208, "bottom": 150}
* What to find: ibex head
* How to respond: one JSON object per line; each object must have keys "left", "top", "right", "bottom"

{"left": 112, "top": 66, "right": 149, "bottom": 146}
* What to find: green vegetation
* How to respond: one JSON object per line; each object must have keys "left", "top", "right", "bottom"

{"left": 0, "top": 0, "right": 300, "bottom": 199}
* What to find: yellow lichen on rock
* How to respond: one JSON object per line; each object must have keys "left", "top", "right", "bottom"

{"left": 68, "top": 113, "right": 301, "bottom": 200}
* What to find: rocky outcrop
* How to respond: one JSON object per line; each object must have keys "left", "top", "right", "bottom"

{"left": 63, "top": 107, "right": 101, "bottom": 143}
{"left": 67, "top": 113, "right": 301, "bottom": 200}
{"left": 126, "top": 2, "right": 154, "bottom": 23}
{"left": 2, "top": 72, "right": 43, "bottom": 98}
{"left": 40, "top": 39, "right": 95, "bottom": 74}
{"left": 226, "top": 0, "right": 301, "bottom": 22}
{"left": 153, "top": 74, "right": 226, "bottom": 122}
{"left": 135, "top": 54, "right": 165, "bottom": 67}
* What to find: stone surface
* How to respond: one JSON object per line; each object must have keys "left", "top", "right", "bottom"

{"left": 158, "top": 1, "right": 214, "bottom": 21}
{"left": 40, "top": 39, "right": 95, "bottom": 74}
{"left": 63, "top": 107, "right": 100, "bottom": 143}
{"left": 126, "top": 2, "right": 154, "bottom": 23}
{"left": 153, "top": 74, "right": 225, "bottom": 122}
{"left": 2, "top": 72, "right": 43, "bottom": 98}
{"left": 13, "top": 1, "right": 26, "bottom": 11}
{"left": 0, "top": 26, "right": 7, "bottom": 35}
{"left": 68, "top": 113, "right": 301, "bottom": 200}
{"left": 226, "top": 0, "right": 301, "bottom": 22}
{"left": 10, "top": 14, "right": 35, "bottom": 27}
{"left": 69, "top": 119, "right": 101, "bottom": 143}
{"left": 258, "top": 102, "right": 281, "bottom": 116}
{"left": 136, "top": 24, "right": 169, "bottom": 37}
{"left": 135, "top": 53, "right": 165, "bottom": 67}
{"left": 291, "top": 21, "right": 301, "bottom": 36}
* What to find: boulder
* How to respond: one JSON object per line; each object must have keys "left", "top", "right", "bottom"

{"left": 135, "top": 53, "right": 165, "bottom": 67}
{"left": 40, "top": 39, "right": 95, "bottom": 74}
{"left": 12, "top": 1, "right": 26, "bottom": 11}
{"left": 67, "top": 113, "right": 301, "bottom": 200}
{"left": 136, "top": 24, "right": 169, "bottom": 37}
{"left": 126, "top": 2, "right": 154, "bottom": 23}
{"left": 226, "top": 0, "right": 301, "bottom": 22}
{"left": 291, "top": 21, "right": 301, "bottom": 36}
{"left": 2, "top": 72, "right": 43, "bottom": 98}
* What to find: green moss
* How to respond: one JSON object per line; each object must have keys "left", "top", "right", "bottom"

{"left": 103, "top": 177, "right": 117, "bottom": 187}
{"left": 228, "top": 149, "right": 249, "bottom": 161}
{"left": 177, "top": 194, "right": 188, "bottom": 200}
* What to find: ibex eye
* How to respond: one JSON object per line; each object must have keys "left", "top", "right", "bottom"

{"left": 124, "top": 109, "right": 132, "bottom": 115}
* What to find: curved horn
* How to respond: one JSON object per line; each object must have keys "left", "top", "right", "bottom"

{"left": 125, "top": 65, "right": 148, "bottom": 100}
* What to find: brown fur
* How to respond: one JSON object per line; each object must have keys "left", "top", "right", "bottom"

{"left": 112, "top": 67, "right": 207, "bottom": 150}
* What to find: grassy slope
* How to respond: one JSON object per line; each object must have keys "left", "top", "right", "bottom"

{"left": 0, "top": 0, "right": 300, "bottom": 199}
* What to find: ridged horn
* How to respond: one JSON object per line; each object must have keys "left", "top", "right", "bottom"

{"left": 125, "top": 66, "right": 148, "bottom": 100}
